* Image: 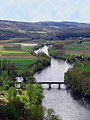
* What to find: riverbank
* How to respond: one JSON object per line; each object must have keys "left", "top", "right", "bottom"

{"left": 48, "top": 41, "right": 90, "bottom": 98}
{"left": 64, "top": 60, "right": 90, "bottom": 99}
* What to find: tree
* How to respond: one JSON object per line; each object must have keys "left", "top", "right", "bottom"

{"left": 6, "top": 62, "right": 17, "bottom": 78}
{"left": 20, "top": 82, "right": 25, "bottom": 89}
{"left": 2, "top": 81, "right": 9, "bottom": 90}
{"left": 44, "top": 108, "right": 60, "bottom": 120}
{"left": 7, "top": 87, "right": 17, "bottom": 106}
{"left": 26, "top": 83, "right": 44, "bottom": 106}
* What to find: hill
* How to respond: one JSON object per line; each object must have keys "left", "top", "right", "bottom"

{"left": 0, "top": 20, "right": 90, "bottom": 42}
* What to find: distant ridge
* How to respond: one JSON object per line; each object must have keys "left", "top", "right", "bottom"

{"left": 0, "top": 20, "right": 90, "bottom": 41}
{"left": 0, "top": 20, "right": 90, "bottom": 30}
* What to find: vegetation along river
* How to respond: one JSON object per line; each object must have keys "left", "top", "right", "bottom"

{"left": 34, "top": 46, "right": 90, "bottom": 120}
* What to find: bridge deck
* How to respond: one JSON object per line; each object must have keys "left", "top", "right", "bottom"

{"left": 33, "top": 81, "right": 65, "bottom": 89}
{"left": 35, "top": 81, "right": 65, "bottom": 84}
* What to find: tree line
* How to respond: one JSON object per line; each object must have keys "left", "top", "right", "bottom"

{"left": 1, "top": 28, "right": 90, "bottom": 41}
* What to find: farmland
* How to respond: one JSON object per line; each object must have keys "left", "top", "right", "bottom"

{"left": 0, "top": 50, "right": 29, "bottom": 55}
{"left": 63, "top": 41, "right": 90, "bottom": 56}
{"left": 63, "top": 42, "right": 90, "bottom": 51}
{"left": 0, "top": 43, "right": 37, "bottom": 58}
{"left": 48, "top": 41, "right": 90, "bottom": 61}
{"left": 0, "top": 58, "right": 37, "bottom": 75}
{"left": 0, "top": 43, "right": 37, "bottom": 75}
{"left": 80, "top": 66, "right": 90, "bottom": 72}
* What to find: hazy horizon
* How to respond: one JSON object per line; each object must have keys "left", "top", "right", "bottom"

{"left": 1, "top": 19, "right": 90, "bottom": 24}
{"left": 0, "top": 0, "right": 90, "bottom": 23}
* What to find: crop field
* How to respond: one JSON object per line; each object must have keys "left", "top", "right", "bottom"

{"left": 0, "top": 45, "right": 3, "bottom": 50}
{"left": 0, "top": 43, "right": 37, "bottom": 59}
{"left": 4, "top": 58, "right": 36, "bottom": 64}
{"left": 0, "top": 50, "right": 29, "bottom": 55}
{"left": 80, "top": 66, "right": 90, "bottom": 72}
{"left": 63, "top": 41, "right": 90, "bottom": 56}
{"left": 21, "top": 45, "right": 34, "bottom": 51}
{"left": 65, "top": 50, "right": 90, "bottom": 56}
{"left": 63, "top": 42, "right": 90, "bottom": 51}
{"left": 0, "top": 43, "right": 38, "bottom": 75}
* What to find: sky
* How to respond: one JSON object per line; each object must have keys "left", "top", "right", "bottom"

{"left": 0, "top": 0, "right": 90, "bottom": 23}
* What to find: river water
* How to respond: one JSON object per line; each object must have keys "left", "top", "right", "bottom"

{"left": 35, "top": 46, "right": 90, "bottom": 120}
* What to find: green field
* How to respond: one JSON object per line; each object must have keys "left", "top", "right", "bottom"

{"left": 80, "top": 66, "right": 90, "bottom": 72}
{"left": 5, "top": 58, "right": 36, "bottom": 64}
{"left": 0, "top": 43, "right": 37, "bottom": 75}
{"left": 21, "top": 46, "right": 34, "bottom": 51}
{"left": 65, "top": 53, "right": 90, "bottom": 57}
{"left": 0, "top": 45, "right": 3, "bottom": 50}
{"left": 63, "top": 42, "right": 90, "bottom": 51}
{"left": 0, "top": 58, "right": 37, "bottom": 75}
{"left": 0, "top": 50, "right": 29, "bottom": 55}
{"left": 0, "top": 43, "right": 36, "bottom": 55}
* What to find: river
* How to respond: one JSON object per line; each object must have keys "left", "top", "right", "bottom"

{"left": 34, "top": 46, "right": 90, "bottom": 120}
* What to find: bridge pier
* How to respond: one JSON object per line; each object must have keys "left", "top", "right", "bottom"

{"left": 58, "top": 84, "right": 61, "bottom": 89}
{"left": 48, "top": 84, "right": 51, "bottom": 89}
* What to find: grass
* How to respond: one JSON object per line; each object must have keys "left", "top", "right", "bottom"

{"left": 0, "top": 50, "right": 29, "bottom": 55}
{"left": 6, "top": 58, "right": 36, "bottom": 65}
{"left": 80, "top": 66, "right": 90, "bottom": 72}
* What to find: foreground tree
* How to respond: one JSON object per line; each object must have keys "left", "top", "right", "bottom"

{"left": 26, "top": 83, "right": 44, "bottom": 106}
{"left": 7, "top": 87, "right": 17, "bottom": 106}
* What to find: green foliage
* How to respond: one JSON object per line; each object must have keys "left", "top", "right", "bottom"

{"left": 37, "top": 52, "right": 51, "bottom": 66}
{"left": 48, "top": 47, "right": 66, "bottom": 60}
{"left": 65, "top": 61, "right": 90, "bottom": 96}
{"left": 26, "top": 83, "right": 44, "bottom": 106}
{"left": 20, "top": 82, "right": 25, "bottom": 89}
{"left": 80, "top": 66, "right": 90, "bottom": 72}
{"left": 44, "top": 108, "right": 60, "bottom": 120}
{"left": 0, "top": 47, "right": 54, "bottom": 120}
{"left": 24, "top": 104, "right": 44, "bottom": 120}
{"left": 0, "top": 106, "right": 18, "bottom": 120}
{"left": 0, "top": 58, "right": 36, "bottom": 76}
{"left": 52, "top": 43, "right": 64, "bottom": 50}
{"left": 0, "top": 75, "right": 14, "bottom": 90}
{"left": 85, "top": 88, "right": 90, "bottom": 96}
{"left": 2, "top": 80, "right": 9, "bottom": 90}
{"left": 7, "top": 87, "right": 17, "bottom": 106}
{"left": 33, "top": 44, "right": 44, "bottom": 50}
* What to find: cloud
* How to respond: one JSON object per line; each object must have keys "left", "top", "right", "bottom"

{"left": 0, "top": 0, "right": 90, "bottom": 23}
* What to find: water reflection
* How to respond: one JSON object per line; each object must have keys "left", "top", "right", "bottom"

{"left": 70, "top": 90, "right": 90, "bottom": 110}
